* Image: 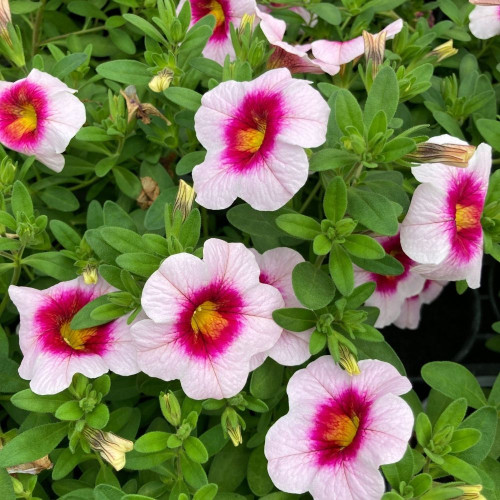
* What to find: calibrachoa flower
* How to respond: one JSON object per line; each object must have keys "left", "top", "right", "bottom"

{"left": 131, "top": 238, "right": 284, "bottom": 400}
{"left": 469, "top": 1, "right": 500, "bottom": 39}
{"left": 354, "top": 232, "right": 425, "bottom": 328}
{"left": 256, "top": 9, "right": 324, "bottom": 74}
{"left": 250, "top": 247, "right": 312, "bottom": 369}
{"left": 265, "top": 356, "right": 413, "bottom": 500}
{"left": 178, "top": 0, "right": 257, "bottom": 64}
{"left": 8, "top": 277, "right": 139, "bottom": 395}
{"left": 192, "top": 68, "right": 329, "bottom": 210}
{"left": 400, "top": 135, "right": 492, "bottom": 289}
{"left": 0, "top": 69, "right": 86, "bottom": 171}
{"left": 311, "top": 19, "right": 403, "bottom": 75}
{"left": 394, "top": 280, "right": 447, "bottom": 330}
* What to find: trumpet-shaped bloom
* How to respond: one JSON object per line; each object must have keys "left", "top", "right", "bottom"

{"left": 131, "top": 238, "right": 284, "bottom": 400}
{"left": 250, "top": 247, "right": 312, "bottom": 369}
{"left": 178, "top": 0, "right": 256, "bottom": 64}
{"left": 265, "top": 356, "right": 413, "bottom": 500}
{"left": 0, "top": 69, "right": 86, "bottom": 172}
{"left": 401, "top": 135, "right": 491, "bottom": 289}
{"left": 354, "top": 232, "right": 425, "bottom": 328}
{"left": 469, "top": 4, "right": 500, "bottom": 39}
{"left": 257, "top": 9, "right": 324, "bottom": 74}
{"left": 193, "top": 68, "right": 329, "bottom": 210}
{"left": 311, "top": 19, "right": 403, "bottom": 75}
{"left": 8, "top": 278, "right": 138, "bottom": 395}
{"left": 394, "top": 280, "right": 447, "bottom": 330}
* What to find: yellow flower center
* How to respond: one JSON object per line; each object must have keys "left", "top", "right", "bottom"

{"left": 455, "top": 203, "right": 480, "bottom": 231}
{"left": 7, "top": 103, "right": 37, "bottom": 139}
{"left": 235, "top": 115, "right": 267, "bottom": 154}
{"left": 60, "top": 322, "right": 97, "bottom": 350}
{"left": 190, "top": 301, "right": 228, "bottom": 339}
{"left": 208, "top": 0, "right": 225, "bottom": 28}
{"left": 325, "top": 413, "right": 360, "bottom": 448}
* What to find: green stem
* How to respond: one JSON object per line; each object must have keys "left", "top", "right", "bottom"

{"left": 40, "top": 26, "right": 107, "bottom": 45}
{"left": 0, "top": 251, "right": 14, "bottom": 260}
{"left": 0, "top": 246, "right": 25, "bottom": 318}
{"left": 299, "top": 179, "right": 322, "bottom": 214}
{"left": 69, "top": 177, "right": 100, "bottom": 192}
{"left": 31, "top": 0, "right": 48, "bottom": 58}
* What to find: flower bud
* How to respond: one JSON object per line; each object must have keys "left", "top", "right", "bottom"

{"left": 454, "top": 484, "right": 485, "bottom": 500}
{"left": 238, "top": 13, "right": 255, "bottom": 36}
{"left": 338, "top": 344, "right": 360, "bottom": 376}
{"left": 7, "top": 455, "right": 53, "bottom": 475}
{"left": 362, "top": 29, "right": 387, "bottom": 77}
{"left": 0, "top": 156, "right": 16, "bottom": 188}
{"left": 173, "top": 180, "right": 195, "bottom": 221}
{"left": 0, "top": 0, "right": 12, "bottom": 42}
{"left": 83, "top": 428, "right": 133, "bottom": 471}
{"left": 82, "top": 266, "right": 98, "bottom": 285}
{"left": 11, "top": 477, "right": 24, "bottom": 496}
{"left": 149, "top": 68, "right": 174, "bottom": 93}
{"left": 428, "top": 40, "right": 458, "bottom": 62}
{"left": 222, "top": 407, "right": 242, "bottom": 446}
{"left": 160, "top": 391, "right": 182, "bottom": 427}
{"left": 405, "top": 142, "right": 476, "bottom": 168}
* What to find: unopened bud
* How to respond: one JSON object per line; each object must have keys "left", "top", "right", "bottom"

{"left": 227, "top": 421, "right": 242, "bottom": 446}
{"left": 362, "top": 29, "right": 387, "bottom": 77}
{"left": 0, "top": 0, "right": 11, "bottom": 42}
{"left": 160, "top": 391, "right": 182, "bottom": 427}
{"left": 222, "top": 407, "right": 243, "bottom": 446}
{"left": 239, "top": 13, "right": 255, "bottom": 36}
{"left": 83, "top": 428, "right": 133, "bottom": 471}
{"left": 11, "top": 477, "right": 24, "bottom": 495}
{"left": 173, "top": 179, "right": 195, "bottom": 221}
{"left": 338, "top": 344, "right": 360, "bottom": 376}
{"left": 454, "top": 484, "right": 485, "bottom": 500}
{"left": 0, "top": 156, "right": 16, "bottom": 187}
{"left": 428, "top": 40, "right": 458, "bottom": 62}
{"left": 405, "top": 142, "right": 476, "bottom": 167}
{"left": 149, "top": 68, "right": 174, "bottom": 93}
{"left": 83, "top": 266, "right": 98, "bottom": 285}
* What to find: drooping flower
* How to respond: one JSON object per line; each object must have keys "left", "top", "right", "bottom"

{"left": 131, "top": 238, "right": 284, "bottom": 400}
{"left": 249, "top": 247, "right": 312, "bottom": 369}
{"left": 400, "top": 135, "right": 491, "bottom": 289}
{"left": 405, "top": 141, "right": 476, "bottom": 167}
{"left": 256, "top": 9, "right": 324, "bottom": 74}
{"left": 8, "top": 277, "right": 139, "bottom": 395}
{"left": 469, "top": 2, "right": 500, "bottom": 39}
{"left": 83, "top": 428, "right": 134, "bottom": 471}
{"left": 0, "top": 69, "right": 86, "bottom": 172}
{"left": 311, "top": 19, "right": 403, "bottom": 75}
{"left": 192, "top": 68, "right": 329, "bottom": 210}
{"left": 394, "top": 280, "right": 447, "bottom": 330}
{"left": 354, "top": 231, "right": 426, "bottom": 328}
{"left": 427, "top": 40, "right": 458, "bottom": 62}
{"left": 178, "top": 0, "right": 257, "bottom": 64}
{"left": 265, "top": 356, "right": 413, "bottom": 500}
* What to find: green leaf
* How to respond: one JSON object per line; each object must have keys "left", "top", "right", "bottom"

{"left": 272, "top": 308, "right": 317, "bottom": 332}
{"left": 309, "top": 148, "right": 358, "bottom": 172}
{"left": 329, "top": 242, "right": 354, "bottom": 296}
{"left": 135, "top": 432, "right": 170, "bottom": 454}
{"left": 0, "top": 468, "right": 14, "bottom": 500}
{"left": 292, "top": 262, "right": 335, "bottom": 310}
{"left": 96, "top": 60, "right": 151, "bottom": 86}
{"left": 12, "top": 180, "right": 33, "bottom": 218}
{"left": 343, "top": 234, "right": 385, "bottom": 260}
{"left": 275, "top": 213, "right": 321, "bottom": 240}
{"left": 250, "top": 359, "right": 283, "bottom": 400}
{"left": 70, "top": 295, "right": 114, "bottom": 329}
{"left": 382, "top": 137, "right": 416, "bottom": 162}
{"left": 415, "top": 413, "right": 432, "bottom": 447}
{"left": 434, "top": 398, "right": 467, "bottom": 433}
{"left": 123, "top": 13, "right": 166, "bottom": 43}
{"left": 351, "top": 253, "right": 404, "bottom": 276}
{"left": 52, "top": 53, "right": 87, "bottom": 79}
{"left": 23, "top": 252, "right": 76, "bottom": 281}
{"left": 164, "top": 87, "right": 202, "bottom": 111}
{"left": 324, "top": 176, "right": 347, "bottom": 222}
{"left": 227, "top": 204, "right": 290, "bottom": 237}
{"left": 11, "top": 389, "right": 70, "bottom": 413}
{"left": 476, "top": 118, "right": 500, "bottom": 151}
{"left": 39, "top": 186, "right": 80, "bottom": 212}
{"left": 449, "top": 428, "right": 481, "bottom": 453}
{"left": 112, "top": 167, "right": 142, "bottom": 198}
{"left": 86, "top": 403, "right": 110, "bottom": 429}
{"left": 184, "top": 436, "right": 209, "bottom": 464}
{"left": 0, "top": 422, "right": 69, "bottom": 467}
{"left": 364, "top": 66, "right": 399, "bottom": 126}
{"left": 116, "top": 253, "right": 162, "bottom": 278}
{"left": 176, "top": 151, "right": 206, "bottom": 175}
{"left": 193, "top": 484, "right": 218, "bottom": 500}
{"left": 345, "top": 282, "right": 376, "bottom": 309}
{"left": 247, "top": 445, "right": 273, "bottom": 496}
{"left": 50, "top": 220, "right": 81, "bottom": 250}
{"left": 125, "top": 449, "right": 175, "bottom": 470}
{"left": 101, "top": 227, "right": 145, "bottom": 254}
{"left": 55, "top": 400, "right": 84, "bottom": 421}
{"left": 347, "top": 188, "right": 399, "bottom": 236}
{"left": 76, "top": 126, "right": 110, "bottom": 142}
{"left": 68, "top": 0, "right": 107, "bottom": 19}
{"left": 382, "top": 446, "right": 414, "bottom": 489}
{"left": 335, "top": 89, "right": 364, "bottom": 135}
{"left": 440, "top": 455, "right": 481, "bottom": 484}
{"left": 421, "top": 361, "right": 487, "bottom": 409}
{"left": 208, "top": 445, "right": 249, "bottom": 492}
{"left": 307, "top": 3, "right": 341, "bottom": 25}
{"left": 180, "top": 454, "right": 208, "bottom": 489}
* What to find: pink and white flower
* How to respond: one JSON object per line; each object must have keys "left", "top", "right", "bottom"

{"left": 354, "top": 232, "right": 426, "bottom": 328}
{"left": 265, "top": 356, "right": 414, "bottom": 500}
{"left": 250, "top": 247, "right": 312, "bottom": 369}
{"left": 400, "top": 135, "right": 491, "bottom": 289}
{"left": 8, "top": 278, "right": 138, "bottom": 395}
{"left": 193, "top": 68, "right": 330, "bottom": 211}
{"left": 394, "top": 280, "right": 447, "bottom": 330}
{"left": 131, "top": 238, "right": 284, "bottom": 400}
{"left": 469, "top": 2, "right": 500, "bottom": 39}
{"left": 256, "top": 9, "right": 324, "bottom": 74}
{"left": 0, "top": 69, "right": 86, "bottom": 172}
{"left": 311, "top": 19, "right": 403, "bottom": 75}
{"left": 178, "top": 0, "right": 256, "bottom": 64}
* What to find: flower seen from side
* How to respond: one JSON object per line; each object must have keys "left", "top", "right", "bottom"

{"left": 469, "top": 2, "right": 500, "bottom": 39}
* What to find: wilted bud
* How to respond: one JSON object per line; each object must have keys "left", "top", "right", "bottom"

{"left": 120, "top": 86, "right": 170, "bottom": 125}
{"left": 362, "top": 29, "right": 387, "bottom": 77}
{"left": 149, "top": 68, "right": 174, "bottom": 93}
{"left": 7, "top": 455, "right": 53, "bottom": 475}
{"left": 137, "top": 176, "right": 160, "bottom": 209}
{"left": 160, "top": 391, "right": 182, "bottom": 427}
{"left": 82, "top": 266, "right": 98, "bottom": 285}
{"left": 428, "top": 40, "right": 458, "bottom": 62}
{"left": 239, "top": 13, "right": 255, "bottom": 36}
{"left": 173, "top": 180, "right": 195, "bottom": 221}
{"left": 454, "top": 484, "right": 485, "bottom": 500}
{"left": 338, "top": 344, "right": 360, "bottom": 376}
{"left": 0, "top": 0, "right": 11, "bottom": 41}
{"left": 83, "top": 428, "right": 133, "bottom": 471}
{"left": 405, "top": 142, "right": 476, "bottom": 168}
